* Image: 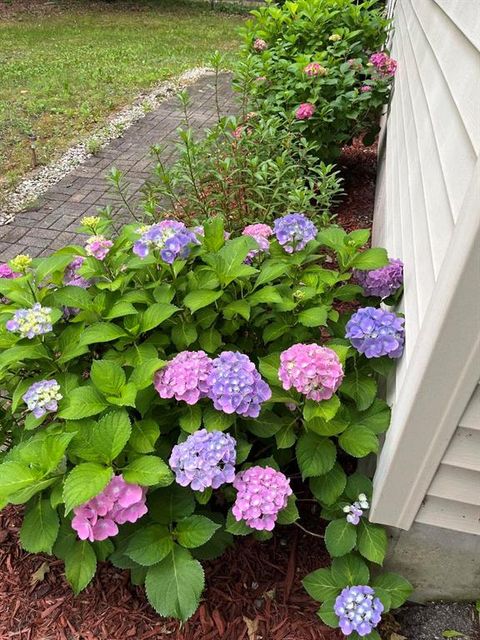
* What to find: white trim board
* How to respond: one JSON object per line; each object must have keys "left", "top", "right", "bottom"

{"left": 370, "top": 157, "right": 480, "bottom": 529}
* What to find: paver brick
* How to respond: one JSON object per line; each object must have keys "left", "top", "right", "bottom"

{"left": 0, "top": 74, "right": 234, "bottom": 260}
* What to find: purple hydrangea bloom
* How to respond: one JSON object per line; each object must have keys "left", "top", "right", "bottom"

{"left": 232, "top": 466, "right": 292, "bottom": 531}
{"left": 273, "top": 213, "right": 318, "bottom": 253}
{"left": 63, "top": 256, "right": 91, "bottom": 288}
{"left": 355, "top": 258, "right": 403, "bottom": 299}
{"left": 6, "top": 303, "right": 53, "bottom": 339}
{"left": 278, "top": 343, "right": 344, "bottom": 402}
{"left": 133, "top": 220, "right": 199, "bottom": 264}
{"left": 169, "top": 429, "right": 236, "bottom": 492}
{"left": 242, "top": 223, "right": 273, "bottom": 263}
{"left": 85, "top": 235, "right": 113, "bottom": 260}
{"left": 343, "top": 493, "right": 369, "bottom": 525}
{"left": 345, "top": 307, "right": 405, "bottom": 359}
{"left": 334, "top": 585, "right": 384, "bottom": 637}
{"left": 154, "top": 351, "right": 213, "bottom": 405}
{"left": 207, "top": 351, "right": 271, "bottom": 418}
{"left": 0, "top": 263, "right": 20, "bottom": 279}
{"left": 22, "top": 379, "right": 62, "bottom": 419}
{"left": 71, "top": 475, "right": 147, "bottom": 542}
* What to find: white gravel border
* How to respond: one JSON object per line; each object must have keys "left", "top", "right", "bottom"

{"left": 0, "top": 67, "right": 214, "bottom": 226}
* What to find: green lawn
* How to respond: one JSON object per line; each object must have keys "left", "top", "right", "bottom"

{"left": 0, "top": 0, "right": 244, "bottom": 195}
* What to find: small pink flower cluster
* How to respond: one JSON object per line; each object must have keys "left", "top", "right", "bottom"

{"left": 253, "top": 38, "right": 268, "bottom": 52}
{"left": 304, "top": 62, "right": 327, "bottom": 77}
{"left": 154, "top": 351, "right": 213, "bottom": 405}
{"left": 242, "top": 223, "right": 273, "bottom": 262}
{"left": 0, "top": 263, "right": 20, "bottom": 279}
{"left": 360, "top": 85, "right": 372, "bottom": 93}
{"left": 295, "top": 103, "right": 316, "bottom": 120}
{"left": 72, "top": 475, "right": 147, "bottom": 542}
{"left": 278, "top": 343, "right": 344, "bottom": 401}
{"left": 369, "top": 52, "right": 397, "bottom": 77}
{"left": 232, "top": 466, "right": 292, "bottom": 531}
{"left": 85, "top": 235, "right": 113, "bottom": 260}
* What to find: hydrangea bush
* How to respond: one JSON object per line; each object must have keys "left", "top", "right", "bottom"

{"left": 237, "top": 0, "right": 395, "bottom": 159}
{"left": 0, "top": 212, "right": 412, "bottom": 634}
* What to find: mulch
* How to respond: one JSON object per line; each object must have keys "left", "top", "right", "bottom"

{"left": 0, "top": 140, "right": 377, "bottom": 640}
{"left": 0, "top": 504, "right": 343, "bottom": 640}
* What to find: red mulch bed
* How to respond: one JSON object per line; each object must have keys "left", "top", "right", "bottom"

{"left": 0, "top": 141, "right": 377, "bottom": 640}
{"left": 0, "top": 504, "right": 342, "bottom": 640}
{"left": 334, "top": 138, "right": 377, "bottom": 233}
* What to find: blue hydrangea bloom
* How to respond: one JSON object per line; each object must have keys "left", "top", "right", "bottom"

{"left": 6, "top": 303, "right": 53, "bottom": 339}
{"left": 22, "top": 379, "right": 62, "bottom": 418}
{"left": 207, "top": 351, "right": 272, "bottom": 418}
{"left": 273, "top": 213, "right": 318, "bottom": 253}
{"left": 345, "top": 307, "right": 405, "bottom": 358}
{"left": 133, "top": 220, "right": 199, "bottom": 264}
{"left": 169, "top": 429, "right": 237, "bottom": 492}
{"left": 334, "top": 585, "right": 384, "bottom": 637}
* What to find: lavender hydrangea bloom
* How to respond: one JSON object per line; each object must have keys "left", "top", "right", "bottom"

{"left": 355, "top": 259, "right": 403, "bottom": 299}
{"left": 133, "top": 220, "right": 199, "bottom": 264}
{"left": 169, "top": 429, "right": 236, "bottom": 492}
{"left": 22, "top": 380, "right": 62, "bottom": 418}
{"left": 71, "top": 475, "right": 147, "bottom": 542}
{"left": 154, "top": 351, "right": 213, "bottom": 405}
{"left": 345, "top": 307, "right": 405, "bottom": 359}
{"left": 6, "top": 303, "right": 53, "bottom": 339}
{"left": 232, "top": 466, "right": 292, "bottom": 531}
{"left": 343, "top": 493, "right": 370, "bottom": 525}
{"left": 207, "top": 351, "right": 271, "bottom": 418}
{"left": 273, "top": 213, "right": 318, "bottom": 253}
{"left": 242, "top": 223, "right": 273, "bottom": 263}
{"left": 63, "top": 256, "right": 91, "bottom": 288}
{"left": 334, "top": 585, "right": 384, "bottom": 637}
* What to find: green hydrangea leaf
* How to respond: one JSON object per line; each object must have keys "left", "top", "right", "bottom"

{"left": 145, "top": 546, "right": 205, "bottom": 621}
{"left": 19, "top": 497, "right": 59, "bottom": 554}
{"left": 64, "top": 540, "right": 97, "bottom": 595}
{"left": 176, "top": 515, "right": 220, "bottom": 549}
{"left": 325, "top": 518, "right": 357, "bottom": 557}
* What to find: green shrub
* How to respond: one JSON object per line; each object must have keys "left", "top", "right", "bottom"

{"left": 140, "top": 90, "right": 342, "bottom": 229}
{"left": 237, "top": 0, "right": 393, "bottom": 159}
{"left": 0, "top": 213, "right": 411, "bottom": 631}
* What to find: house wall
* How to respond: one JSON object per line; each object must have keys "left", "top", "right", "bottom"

{"left": 371, "top": 0, "right": 480, "bottom": 542}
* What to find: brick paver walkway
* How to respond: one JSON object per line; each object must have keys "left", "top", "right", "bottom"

{"left": 0, "top": 73, "right": 235, "bottom": 260}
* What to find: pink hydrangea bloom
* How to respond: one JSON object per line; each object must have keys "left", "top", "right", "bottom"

{"left": 360, "top": 84, "right": 372, "bottom": 93}
{"left": 154, "top": 351, "right": 213, "bottom": 405}
{"left": 0, "top": 263, "right": 20, "bottom": 279}
{"left": 232, "top": 466, "right": 292, "bottom": 531}
{"left": 369, "top": 52, "right": 397, "bottom": 77}
{"left": 304, "top": 62, "right": 327, "bottom": 77}
{"left": 242, "top": 223, "right": 273, "bottom": 262}
{"left": 85, "top": 235, "right": 113, "bottom": 260}
{"left": 71, "top": 475, "right": 147, "bottom": 542}
{"left": 253, "top": 38, "right": 268, "bottom": 52}
{"left": 295, "top": 103, "right": 316, "bottom": 120}
{"left": 278, "top": 343, "right": 344, "bottom": 401}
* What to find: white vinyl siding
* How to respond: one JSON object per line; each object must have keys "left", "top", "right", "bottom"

{"left": 371, "top": 0, "right": 480, "bottom": 533}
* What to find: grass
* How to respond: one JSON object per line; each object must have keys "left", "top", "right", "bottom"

{"left": 0, "top": 0, "right": 245, "bottom": 196}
